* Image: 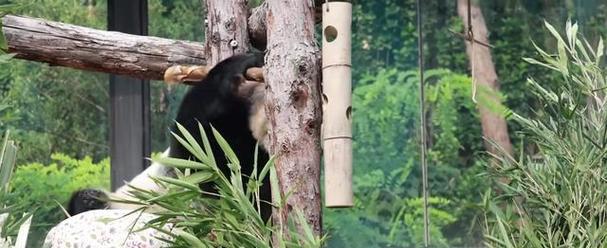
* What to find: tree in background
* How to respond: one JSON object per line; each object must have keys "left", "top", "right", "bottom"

{"left": 457, "top": 0, "right": 513, "bottom": 158}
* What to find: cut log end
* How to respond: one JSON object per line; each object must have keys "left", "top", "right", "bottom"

{"left": 163, "top": 65, "right": 209, "bottom": 84}
{"left": 245, "top": 67, "right": 264, "bottom": 82}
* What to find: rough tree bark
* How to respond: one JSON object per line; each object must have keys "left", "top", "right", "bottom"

{"left": 265, "top": 0, "right": 323, "bottom": 236}
{"left": 249, "top": 1, "right": 322, "bottom": 50}
{"left": 457, "top": 0, "right": 514, "bottom": 157}
{"left": 249, "top": 2, "right": 268, "bottom": 50}
{"left": 203, "top": 0, "right": 251, "bottom": 66}
{"left": 1, "top": 15, "right": 207, "bottom": 80}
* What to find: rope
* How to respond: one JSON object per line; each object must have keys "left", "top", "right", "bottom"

{"left": 468, "top": 0, "right": 478, "bottom": 103}
{"left": 415, "top": 0, "right": 430, "bottom": 247}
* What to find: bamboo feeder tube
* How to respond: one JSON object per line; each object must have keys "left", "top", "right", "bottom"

{"left": 322, "top": 1, "right": 353, "bottom": 208}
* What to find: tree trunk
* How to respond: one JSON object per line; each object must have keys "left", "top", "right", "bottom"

{"left": 248, "top": 2, "right": 268, "bottom": 50}
{"left": 203, "top": 0, "right": 251, "bottom": 66}
{"left": 265, "top": 0, "right": 322, "bottom": 237}
{"left": 457, "top": 0, "right": 514, "bottom": 157}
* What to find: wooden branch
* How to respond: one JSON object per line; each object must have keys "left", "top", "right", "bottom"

{"left": 163, "top": 65, "right": 209, "bottom": 84}
{"left": 245, "top": 67, "right": 264, "bottom": 82}
{"left": 2, "top": 14, "right": 207, "bottom": 80}
{"left": 0, "top": 4, "right": 314, "bottom": 78}
{"left": 163, "top": 65, "right": 263, "bottom": 84}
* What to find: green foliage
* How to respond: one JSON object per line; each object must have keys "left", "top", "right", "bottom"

{"left": 149, "top": 0, "right": 204, "bottom": 41}
{"left": 0, "top": 131, "right": 33, "bottom": 248}
{"left": 0, "top": 0, "right": 109, "bottom": 163}
{"left": 338, "top": 1, "right": 607, "bottom": 246}
{"left": 484, "top": 21, "right": 607, "bottom": 247}
{"left": 325, "top": 68, "right": 487, "bottom": 247}
{"left": 123, "top": 124, "right": 324, "bottom": 247}
{"left": 325, "top": 169, "right": 456, "bottom": 248}
{"left": 9, "top": 154, "right": 109, "bottom": 222}
{"left": 350, "top": 0, "right": 418, "bottom": 79}
{"left": 352, "top": 69, "right": 419, "bottom": 174}
{"left": 350, "top": 0, "right": 468, "bottom": 82}
{"left": 6, "top": 154, "right": 108, "bottom": 246}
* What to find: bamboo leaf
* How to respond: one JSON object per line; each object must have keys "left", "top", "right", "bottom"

{"left": 0, "top": 31, "right": 6, "bottom": 52}
{"left": 0, "top": 132, "right": 16, "bottom": 193}
{"left": 153, "top": 156, "right": 209, "bottom": 170}
{"left": 176, "top": 122, "right": 206, "bottom": 160}
{"left": 175, "top": 229, "right": 206, "bottom": 248}
{"left": 544, "top": 21, "right": 568, "bottom": 53}
{"left": 154, "top": 176, "right": 201, "bottom": 192}
{"left": 170, "top": 131, "right": 200, "bottom": 161}
{"left": 596, "top": 37, "right": 604, "bottom": 63}
{"left": 13, "top": 214, "right": 32, "bottom": 248}
{"left": 211, "top": 126, "right": 240, "bottom": 166}
{"left": 198, "top": 122, "right": 215, "bottom": 167}
{"left": 181, "top": 171, "right": 215, "bottom": 185}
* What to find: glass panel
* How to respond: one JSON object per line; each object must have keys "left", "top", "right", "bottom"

{"left": 148, "top": 0, "right": 204, "bottom": 152}
{"left": 0, "top": 1, "right": 110, "bottom": 246}
{"left": 326, "top": 1, "right": 607, "bottom": 247}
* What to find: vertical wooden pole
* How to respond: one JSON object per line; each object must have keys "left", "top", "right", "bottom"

{"left": 107, "top": 0, "right": 151, "bottom": 190}
{"left": 266, "top": 0, "right": 323, "bottom": 236}
{"left": 322, "top": 2, "right": 353, "bottom": 207}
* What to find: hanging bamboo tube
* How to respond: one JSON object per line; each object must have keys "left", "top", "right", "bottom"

{"left": 322, "top": 1, "right": 353, "bottom": 208}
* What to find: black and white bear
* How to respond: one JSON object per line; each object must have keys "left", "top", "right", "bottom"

{"left": 67, "top": 53, "right": 272, "bottom": 220}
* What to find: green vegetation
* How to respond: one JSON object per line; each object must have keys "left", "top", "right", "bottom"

{"left": 126, "top": 124, "right": 324, "bottom": 247}
{"left": 325, "top": 68, "right": 486, "bottom": 247}
{"left": 0, "top": 132, "right": 33, "bottom": 248}
{"left": 7, "top": 154, "right": 108, "bottom": 246}
{"left": 484, "top": 21, "right": 607, "bottom": 248}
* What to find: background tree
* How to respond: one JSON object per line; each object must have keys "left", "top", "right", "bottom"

{"left": 457, "top": 0, "right": 513, "bottom": 157}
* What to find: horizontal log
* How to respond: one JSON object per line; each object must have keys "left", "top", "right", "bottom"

{"left": 2, "top": 14, "right": 208, "bottom": 80}
{"left": 0, "top": 6, "right": 319, "bottom": 80}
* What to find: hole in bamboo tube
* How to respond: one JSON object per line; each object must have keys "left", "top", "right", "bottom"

{"left": 324, "top": 26, "right": 338, "bottom": 42}
{"left": 346, "top": 106, "right": 352, "bottom": 119}
{"left": 322, "top": 94, "right": 329, "bottom": 105}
